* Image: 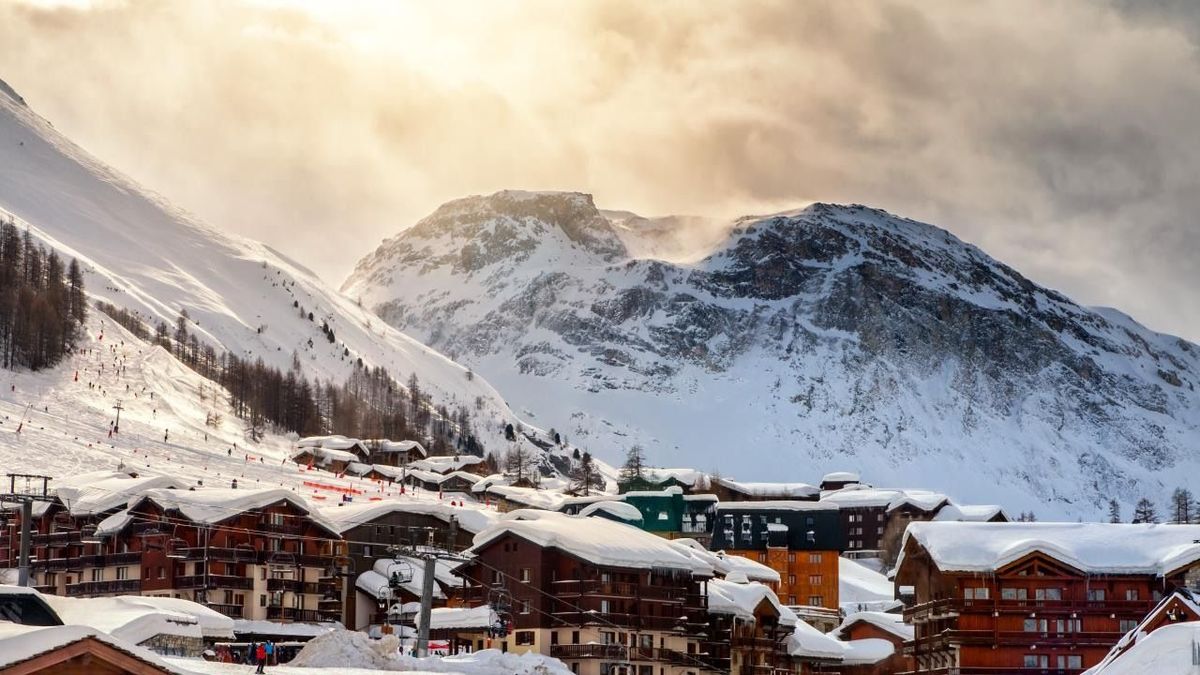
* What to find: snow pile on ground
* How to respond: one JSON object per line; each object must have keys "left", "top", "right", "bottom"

{"left": 290, "top": 629, "right": 571, "bottom": 674}
{"left": 1084, "top": 622, "right": 1200, "bottom": 674}
{"left": 839, "top": 557, "right": 899, "bottom": 613}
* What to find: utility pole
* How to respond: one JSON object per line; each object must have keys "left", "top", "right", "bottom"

{"left": 2, "top": 473, "right": 54, "bottom": 587}
{"left": 388, "top": 529, "right": 469, "bottom": 659}
{"left": 416, "top": 556, "right": 437, "bottom": 657}
{"left": 112, "top": 402, "right": 124, "bottom": 434}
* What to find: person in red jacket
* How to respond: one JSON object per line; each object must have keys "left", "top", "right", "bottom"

{"left": 255, "top": 642, "right": 267, "bottom": 673}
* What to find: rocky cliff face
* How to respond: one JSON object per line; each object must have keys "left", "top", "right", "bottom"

{"left": 344, "top": 191, "right": 1200, "bottom": 517}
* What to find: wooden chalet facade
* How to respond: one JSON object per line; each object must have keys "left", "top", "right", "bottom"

{"left": 711, "top": 501, "right": 843, "bottom": 611}
{"left": 455, "top": 512, "right": 721, "bottom": 674}
{"left": 895, "top": 522, "right": 1200, "bottom": 675}
{"left": 10, "top": 486, "right": 344, "bottom": 624}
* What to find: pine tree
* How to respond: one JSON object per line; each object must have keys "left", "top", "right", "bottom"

{"left": 570, "top": 451, "right": 600, "bottom": 496}
{"left": 620, "top": 444, "right": 647, "bottom": 481}
{"left": 1107, "top": 499, "right": 1121, "bottom": 523}
{"left": 1132, "top": 497, "right": 1159, "bottom": 524}
{"left": 1170, "top": 488, "right": 1195, "bottom": 524}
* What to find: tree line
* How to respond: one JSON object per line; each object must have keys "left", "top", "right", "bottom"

{"left": 94, "top": 302, "right": 483, "bottom": 456}
{"left": 0, "top": 221, "right": 86, "bottom": 370}
{"left": 1107, "top": 488, "right": 1200, "bottom": 524}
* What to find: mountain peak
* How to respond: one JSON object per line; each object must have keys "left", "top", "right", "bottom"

{"left": 0, "top": 77, "right": 26, "bottom": 107}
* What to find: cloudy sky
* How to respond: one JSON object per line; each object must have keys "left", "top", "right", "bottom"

{"left": 1, "top": 0, "right": 1198, "bottom": 340}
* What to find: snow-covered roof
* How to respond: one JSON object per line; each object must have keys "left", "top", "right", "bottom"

{"left": 933, "top": 503, "right": 1006, "bottom": 522}
{"left": 318, "top": 499, "right": 497, "bottom": 535}
{"left": 831, "top": 611, "right": 913, "bottom": 641}
{"left": 134, "top": 487, "right": 338, "bottom": 535}
{"left": 706, "top": 578, "right": 797, "bottom": 626}
{"left": 821, "top": 471, "right": 860, "bottom": 483}
{"left": 0, "top": 622, "right": 190, "bottom": 673}
{"left": 414, "top": 605, "right": 497, "bottom": 630}
{"left": 715, "top": 500, "right": 839, "bottom": 512}
{"left": 630, "top": 468, "right": 702, "bottom": 485}
{"left": 468, "top": 511, "right": 714, "bottom": 575}
{"left": 838, "top": 557, "right": 900, "bottom": 614}
{"left": 293, "top": 447, "right": 358, "bottom": 464}
{"left": 667, "top": 540, "right": 780, "bottom": 583}
{"left": 297, "top": 435, "right": 369, "bottom": 454}
{"left": 579, "top": 500, "right": 643, "bottom": 522}
{"left": 95, "top": 509, "right": 135, "bottom": 537}
{"left": 885, "top": 490, "right": 949, "bottom": 513}
{"left": 839, "top": 637, "right": 896, "bottom": 665}
{"left": 408, "top": 456, "right": 484, "bottom": 474}
{"left": 344, "top": 462, "right": 373, "bottom": 476}
{"left": 1083, "top": 622, "right": 1200, "bottom": 674}
{"left": 819, "top": 485, "right": 946, "bottom": 512}
{"left": 43, "top": 594, "right": 235, "bottom": 643}
{"left": 786, "top": 620, "right": 846, "bottom": 661}
{"left": 365, "top": 439, "right": 427, "bottom": 457}
{"left": 717, "top": 478, "right": 819, "bottom": 499}
{"left": 232, "top": 619, "right": 338, "bottom": 638}
{"left": 53, "top": 471, "right": 186, "bottom": 517}
{"left": 899, "top": 522, "right": 1200, "bottom": 575}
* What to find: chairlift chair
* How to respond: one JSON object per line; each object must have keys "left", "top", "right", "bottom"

{"left": 166, "top": 536, "right": 191, "bottom": 559}
{"left": 79, "top": 524, "right": 103, "bottom": 545}
{"left": 233, "top": 543, "right": 257, "bottom": 564}
{"left": 267, "top": 550, "right": 296, "bottom": 573}
{"left": 386, "top": 560, "right": 414, "bottom": 590}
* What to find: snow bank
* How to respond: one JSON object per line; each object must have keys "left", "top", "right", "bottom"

{"left": 291, "top": 629, "right": 571, "bottom": 674}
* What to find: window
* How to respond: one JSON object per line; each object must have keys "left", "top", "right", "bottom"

{"left": 657, "top": 511, "right": 669, "bottom": 521}
{"left": 1088, "top": 588, "right": 1106, "bottom": 602}
{"left": 520, "top": 600, "right": 531, "bottom": 615}
{"left": 1023, "top": 655, "right": 1048, "bottom": 668}
{"left": 363, "top": 545, "right": 372, "bottom": 557}
{"left": 1023, "top": 618, "right": 1047, "bottom": 633}
{"left": 808, "top": 553, "right": 821, "bottom": 564}
{"left": 808, "top": 595, "right": 823, "bottom": 606}
{"left": 787, "top": 553, "right": 796, "bottom": 563}
{"left": 600, "top": 631, "right": 616, "bottom": 645}
{"left": 515, "top": 631, "right": 534, "bottom": 646}
{"left": 91, "top": 569, "right": 103, "bottom": 582}
{"left": 1035, "top": 588, "right": 1062, "bottom": 601}
{"left": 788, "top": 595, "right": 796, "bottom": 605}
{"left": 571, "top": 631, "right": 580, "bottom": 645}
{"left": 809, "top": 575, "right": 823, "bottom": 585}
{"left": 1058, "top": 655, "right": 1083, "bottom": 669}
{"left": 491, "top": 570, "right": 502, "bottom": 584}
{"left": 550, "top": 632, "right": 558, "bottom": 646}
{"left": 520, "top": 568, "right": 532, "bottom": 583}
{"left": 1001, "top": 587, "right": 1028, "bottom": 601}
{"left": 757, "top": 553, "right": 766, "bottom": 563}
{"left": 963, "top": 587, "right": 989, "bottom": 600}
{"left": 158, "top": 566, "right": 165, "bottom": 579}
{"left": 116, "top": 567, "right": 128, "bottom": 580}
{"left": 1119, "top": 619, "right": 1138, "bottom": 632}
{"left": 600, "top": 600, "right": 610, "bottom": 614}
{"left": 1055, "top": 618, "right": 1081, "bottom": 634}
{"left": 1125, "top": 589, "right": 1140, "bottom": 601}
{"left": 876, "top": 526, "right": 884, "bottom": 535}
{"left": 788, "top": 575, "right": 796, "bottom": 585}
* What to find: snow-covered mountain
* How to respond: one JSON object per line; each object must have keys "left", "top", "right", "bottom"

{"left": 0, "top": 78, "right": 529, "bottom": 455}
{"left": 344, "top": 190, "right": 1200, "bottom": 518}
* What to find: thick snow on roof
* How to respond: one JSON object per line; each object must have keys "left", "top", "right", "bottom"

{"left": 822, "top": 471, "right": 860, "bottom": 483}
{"left": 477, "top": 484, "right": 574, "bottom": 510}
{"left": 0, "top": 621, "right": 191, "bottom": 673}
{"left": 706, "top": 578, "right": 797, "bottom": 626}
{"left": 839, "top": 557, "right": 900, "bottom": 613}
{"left": 408, "top": 456, "right": 483, "bottom": 473}
{"left": 636, "top": 468, "right": 703, "bottom": 485}
{"left": 579, "top": 500, "right": 643, "bottom": 522}
{"left": 290, "top": 628, "right": 573, "bottom": 673}
{"left": 885, "top": 490, "right": 949, "bottom": 513}
{"left": 786, "top": 620, "right": 846, "bottom": 660}
{"left": 933, "top": 503, "right": 1006, "bottom": 521}
{"left": 297, "top": 435, "right": 368, "bottom": 453}
{"left": 365, "top": 439, "right": 427, "bottom": 457}
{"left": 414, "top": 605, "right": 497, "bottom": 630}
{"left": 900, "top": 522, "right": 1200, "bottom": 575}
{"left": 136, "top": 487, "right": 338, "bottom": 534}
{"left": 294, "top": 447, "right": 358, "bottom": 464}
{"left": 832, "top": 611, "right": 913, "bottom": 641}
{"left": 716, "top": 500, "right": 839, "bottom": 512}
{"left": 469, "top": 511, "right": 714, "bottom": 575}
{"left": 96, "top": 509, "right": 135, "bottom": 537}
{"left": 54, "top": 471, "right": 185, "bottom": 517}
{"left": 669, "top": 539, "right": 781, "bottom": 583}
{"left": 716, "top": 478, "right": 819, "bottom": 499}
{"left": 839, "top": 637, "right": 896, "bottom": 665}
{"left": 1083, "top": 622, "right": 1200, "bottom": 674}
{"left": 43, "top": 594, "right": 234, "bottom": 644}
{"left": 231, "top": 619, "right": 338, "bottom": 638}
{"left": 319, "top": 499, "right": 497, "bottom": 534}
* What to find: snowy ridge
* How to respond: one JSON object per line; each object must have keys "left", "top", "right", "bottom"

{"left": 345, "top": 189, "right": 1200, "bottom": 519}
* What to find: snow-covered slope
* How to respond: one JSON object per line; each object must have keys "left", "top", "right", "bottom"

{"left": 344, "top": 190, "right": 1200, "bottom": 518}
{"left": 0, "top": 77, "right": 523, "bottom": 453}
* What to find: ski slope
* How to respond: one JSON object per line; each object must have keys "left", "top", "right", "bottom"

{"left": 0, "top": 77, "right": 521, "bottom": 453}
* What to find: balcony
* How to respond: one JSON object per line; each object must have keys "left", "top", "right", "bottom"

{"left": 550, "top": 644, "right": 629, "bottom": 660}
{"left": 175, "top": 575, "right": 254, "bottom": 591}
{"left": 546, "top": 579, "right": 687, "bottom": 602}
{"left": 897, "top": 669, "right": 1084, "bottom": 675}
{"left": 266, "top": 606, "right": 328, "bottom": 622}
{"left": 65, "top": 579, "right": 142, "bottom": 596}
{"left": 204, "top": 603, "right": 245, "bottom": 619}
{"left": 905, "top": 597, "right": 1152, "bottom": 624}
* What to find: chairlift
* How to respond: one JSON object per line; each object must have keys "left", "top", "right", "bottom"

{"left": 386, "top": 560, "right": 414, "bottom": 590}
{"left": 267, "top": 550, "right": 296, "bottom": 572}
{"left": 233, "top": 543, "right": 257, "bottom": 563}
{"left": 488, "top": 588, "right": 513, "bottom": 617}
{"left": 166, "top": 536, "right": 190, "bottom": 559}
{"left": 79, "top": 524, "right": 103, "bottom": 545}
{"left": 53, "top": 511, "right": 75, "bottom": 531}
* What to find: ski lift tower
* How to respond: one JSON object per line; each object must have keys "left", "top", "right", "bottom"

{"left": 386, "top": 529, "right": 475, "bottom": 658}
{"left": 1, "top": 473, "right": 55, "bottom": 587}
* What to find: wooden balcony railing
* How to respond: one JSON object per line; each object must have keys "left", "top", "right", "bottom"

{"left": 65, "top": 579, "right": 142, "bottom": 596}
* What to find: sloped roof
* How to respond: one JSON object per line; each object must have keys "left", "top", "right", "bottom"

{"left": 832, "top": 611, "right": 913, "bottom": 641}
{"left": 898, "top": 522, "right": 1200, "bottom": 576}
{"left": 318, "top": 499, "right": 497, "bottom": 535}
{"left": 467, "top": 510, "right": 714, "bottom": 575}
{"left": 706, "top": 578, "right": 797, "bottom": 626}
{"left": 579, "top": 500, "right": 643, "bottom": 523}
{"left": 133, "top": 487, "right": 338, "bottom": 535}
{"left": 669, "top": 539, "right": 780, "bottom": 584}
{"left": 717, "top": 478, "right": 819, "bottom": 499}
